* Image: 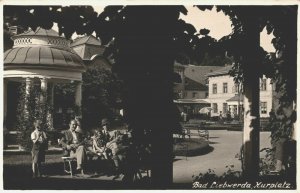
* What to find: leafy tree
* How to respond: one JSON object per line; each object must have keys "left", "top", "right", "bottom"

{"left": 81, "top": 64, "right": 124, "bottom": 129}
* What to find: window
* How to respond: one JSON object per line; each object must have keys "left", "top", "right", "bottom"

{"left": 233, "top": 84, "right": 239, "bottom": 93}
{"left": 192, "top": 92, "right": 197, "bottom": 98}
{"left": 223, "top": 83, "right": 228, "bottom": 93}
{"left": 183, "top": 92, "right": 187, "bottom": 98}
{"left": 223, "top": 103, "right": 228, "bottom": 114}
{"left": 213, "top": 103, "right": 218, "bottom": 113}
{"left": 260, "top": 79, "right": 267, "bottom": 91}
{"left": 261, "top": 102, "right": 267, "bottom": 114}
{"left": 213, "top": 84, "right": 217, "bottom": 94}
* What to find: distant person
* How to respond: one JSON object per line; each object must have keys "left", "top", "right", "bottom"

{"left": 219, "top": 111, "right": 223, "bottom": 122}
{"left": 59, "top": 119, "right": 87, "bottom": 174}
{"left": 226, "top": 111, "right": 231, "bottom": 121}
{"left": 31, "top": 119, "right": 48, "bottom": 178}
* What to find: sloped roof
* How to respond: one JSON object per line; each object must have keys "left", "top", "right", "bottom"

{"left": 174, "top": 61, "right": 186, "bottom": 70}
{"left": 185, "top": 77, "right": 207, "bottom": 91}
{"left": 71, "top": 35, "right": 101, "bottom": 47}
{"left": 174, "top": 99, "right": 209, "bottom": 104}
{"left": 184, "top": 65, "right": 223, "bottom": 85}
{"left": 226, "top": 94, "right": 244, "bottom": 102}
{"left": 206, "top": 65, "right": 233, "bottom": 77}
{"left": 12, "top": 27, "right": 62, "bottom": 39}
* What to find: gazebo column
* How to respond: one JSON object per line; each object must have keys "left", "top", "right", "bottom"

{"left": 47, "top": 83, "right": 54, "bottom": 130}
{"left": 75, "top": 81, "right": 82, "bottom": 116}
{"left": 40, "top": 77, "right": 48, "bottom": 103}
{"left": 229, "top": 105, "right": 234, "bottom": 117}
{"left": 25, "top": 78, "right": 33, "bottom": 115}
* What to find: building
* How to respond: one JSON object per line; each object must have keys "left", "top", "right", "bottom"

{"left": 206, "top": 65, "right": 274, "bottom": 118}
{"left": 173, "top": 63, "right": 222, "bottom": 117}
{"left": 184, "top": 65, "right": 223, "bottom": 99}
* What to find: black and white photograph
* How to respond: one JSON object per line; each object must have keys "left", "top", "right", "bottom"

{"left": 1, "top": 1, "right": 298, "bottom": 190}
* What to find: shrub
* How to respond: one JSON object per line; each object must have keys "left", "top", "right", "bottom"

{"left": 192, "top": 166, "right": 243, "bottom": 183}
{"left": 16, "top": 82, "right": 51, "bottom": 150}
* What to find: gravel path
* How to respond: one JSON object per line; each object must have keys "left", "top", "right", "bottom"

{"left": 173, "top": 130, "right": 272, "bottom": 183}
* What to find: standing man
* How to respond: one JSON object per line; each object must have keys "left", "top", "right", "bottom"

{"left": 31, "top": 119, "right": 48, "bottom": 178}
{"left": 59, "top": 119, "right": 87, "bottom": 174}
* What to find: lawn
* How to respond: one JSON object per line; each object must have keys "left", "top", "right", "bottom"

{"left": 4, "top": 153, "right": 63, "bottom": 166}
{"left": 3, "top": 151, "right": 66, "bottom": 189}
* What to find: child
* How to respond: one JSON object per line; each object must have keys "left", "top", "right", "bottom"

{"left": 92, "top": 129, "right": 108, "bottom": 159}
{"left": 31, "top": 119, "right": 48, "bottom": 178}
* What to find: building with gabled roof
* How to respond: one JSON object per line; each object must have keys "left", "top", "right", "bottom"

{"left": 184, "top": 65, "right": 223, "bottom": 85}
{"left": 206, "top": 65, "right": 274, "bottom": 118}
{"left": 173, "top": 62, "right": 219, "bottom": 117}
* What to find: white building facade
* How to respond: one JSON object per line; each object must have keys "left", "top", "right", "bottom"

{"left": 207, "top": 66, "right": 274, "bottom": 118}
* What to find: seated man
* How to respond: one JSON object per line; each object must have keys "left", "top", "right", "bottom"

{"left": 100, "top": 118, "right": 114, "bottom": 143}
{"left": 106, "top": 132, "right": 131, "bottom": 175}
{"left": 59, "top": 119, "right": 87, "bottom": 174}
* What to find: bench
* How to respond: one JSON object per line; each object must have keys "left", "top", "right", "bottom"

{"left": 62, "top": 157, "right": 77, "bottom": 177}
{"left": 183, "top": 124, "right": 209, "bottom": 140}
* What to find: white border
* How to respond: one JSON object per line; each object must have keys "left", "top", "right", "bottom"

{"left": 0, "top": 1, "right": 299, "bottom": 193}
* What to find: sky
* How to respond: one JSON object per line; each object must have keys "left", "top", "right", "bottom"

{"left": 56, "top": 5, "right": 275, "bottom": 53}
{"left": 180, "top": 6, "right": 275, "bottom": 53}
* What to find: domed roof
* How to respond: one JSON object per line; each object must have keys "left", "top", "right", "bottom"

{"left": 4, "top": 27, "right": 85, "bottom": 73}
{"left": 4, "top": 47, "right": 84, "bottom": 70}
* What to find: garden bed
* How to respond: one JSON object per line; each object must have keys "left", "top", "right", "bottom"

{"left": 173, "top": 138, "right": 210, "bottom": 156}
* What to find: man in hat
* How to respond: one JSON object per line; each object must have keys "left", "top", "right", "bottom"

{"left": 100, "top": 118, "right": 113, "bottom": 144}
{"left": 59, "top": 119, "right": 87, "bottom": 174}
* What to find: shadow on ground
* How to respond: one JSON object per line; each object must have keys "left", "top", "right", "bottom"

{"left": 208, "top": 141, "right": 219, "bottom": 144}
{"left": 208, "top": 137, "right": 219, "bottom": 139}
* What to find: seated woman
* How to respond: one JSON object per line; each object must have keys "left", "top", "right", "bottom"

{"left": 92, "top": 129, "right": 109, "bottom": 160}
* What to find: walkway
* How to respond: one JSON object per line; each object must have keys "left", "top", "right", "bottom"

{"left": 173, "top": 130, "right": 271, "bottom": 183}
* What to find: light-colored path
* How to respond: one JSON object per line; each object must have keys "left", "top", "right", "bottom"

{"left": 173, "top": 130, "right": 271, "bottom": 183}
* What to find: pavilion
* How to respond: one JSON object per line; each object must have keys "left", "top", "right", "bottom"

{"left": 4, "top": 27, "right": 86, "bottom": 131}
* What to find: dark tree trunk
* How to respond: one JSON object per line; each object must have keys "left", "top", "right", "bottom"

{"left": 241, "top": 15, "right": 260, "bottom": 180}
{"left": 114, "top": 6, "right": 180, "bottom": 188}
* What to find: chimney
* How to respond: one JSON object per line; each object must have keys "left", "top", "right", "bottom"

{"left": 8, "top": 26, "right": 24, "bottom": 35}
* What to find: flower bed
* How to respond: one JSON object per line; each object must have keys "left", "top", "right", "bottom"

{"left": 173, "top": 138, "right": 210, "bottom": 156}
